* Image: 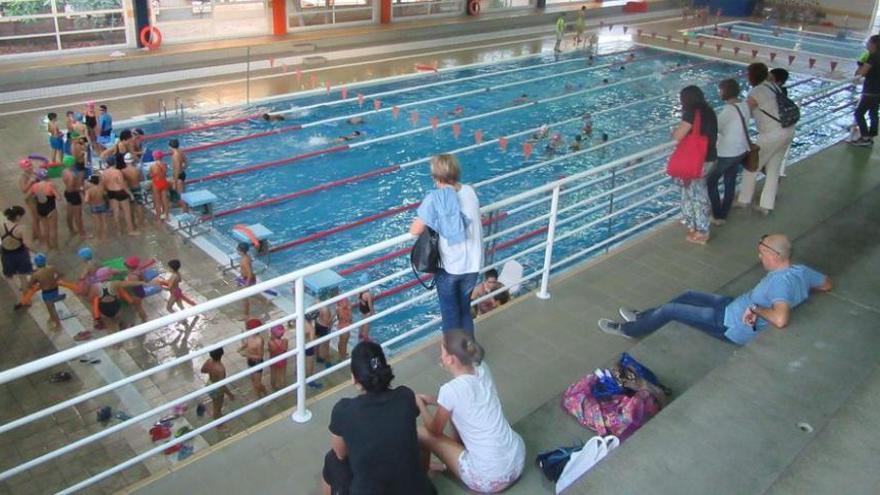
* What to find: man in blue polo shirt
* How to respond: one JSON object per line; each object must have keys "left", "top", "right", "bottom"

{"left": 597, "top": 234, "right": 832, "bottom": 344}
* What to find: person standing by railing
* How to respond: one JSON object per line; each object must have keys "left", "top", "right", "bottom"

{"left": 410, "top": 154, "right": 483, "bottom": 335}
{"left": 672, "top": 86, "right": 717, "bottom": 245}
{"left": 851, "top": 35, "right": 880, "bottom": 147}
{"left": 737, "top": 62, "right": 796, "bottom": 215}
{"left": 708, "top": 79, "right": 751, "bottom": 225}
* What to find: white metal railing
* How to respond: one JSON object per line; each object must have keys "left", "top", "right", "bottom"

{"left": 0, "top": 78, "right": 857, "bottom": 493}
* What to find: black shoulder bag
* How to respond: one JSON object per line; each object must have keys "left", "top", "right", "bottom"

{"left": 410, "top": 226, "right": 441, "bottom": 290}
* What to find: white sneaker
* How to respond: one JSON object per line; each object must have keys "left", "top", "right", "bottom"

{"left": 618, "top": 307, "right": 638, "bottom": 322}
{"left": 598, "top": 319, "right": 633, "bottom": 339}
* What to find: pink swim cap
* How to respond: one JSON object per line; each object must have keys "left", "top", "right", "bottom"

{"left": 95, "top": 267, "right": 114, "bottom": 282}
{"left": 18, "top": 158, "right": 32, "bottom": 169}
{"left": 152, "top": 150, "right": 164, "bottom": 161}
{"left": 270, "top": 325, "right": 284, "bottom": 338}
{"left": 124, "top": 256, "right": 140, "bottom": 269}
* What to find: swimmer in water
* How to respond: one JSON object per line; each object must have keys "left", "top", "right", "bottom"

{"left": 529, "top": 124, "right": 550, "bottom": 142}
{"left": 347, "top": 116, "right": 365, "bottom": 125}
{"left": 602, "top": 78, "right": 610, "bottom": 84}
{"left": 335, "top": 130, "right": 363, "bottom": 143}
{"left": 600, "top": 132, "right": 609, "bottom": 144}
{"left": 446, "top": 105, "right": 464, "bottom": 117}
{"left": 587, "top": 55, "right": 594, "bottom": 65}
{"left": 262, "top": 113, "right": 285, "bottom": 122}
{"left": 582, "top": 112, "right": 593, "bottom": 137}
{"left": 545, "top": 133, "right": 563, "bottom": 154}
{"left": 511, "top": 94, "right": 530, "bottom": 105}
{"left": 569, "top": 134, "right": 583, "bottom": 151}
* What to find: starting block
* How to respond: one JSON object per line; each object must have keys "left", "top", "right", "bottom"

{"left": 173, "top": 190, "right": 217, "bottom": 239}
{"left": 304, "top": 269, "right": 344, "bottom": 301}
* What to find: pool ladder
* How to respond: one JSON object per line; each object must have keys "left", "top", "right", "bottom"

{"left": 158, "top": 97, "right": 186, "bottom": 120}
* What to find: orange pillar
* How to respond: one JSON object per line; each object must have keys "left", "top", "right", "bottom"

{"left": 381, "top": 0, "right": 392, "bottom": 24}
{"left": 272, "top": 0, "right": 287, "bottom": 35}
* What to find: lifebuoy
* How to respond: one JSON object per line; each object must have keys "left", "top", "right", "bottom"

{"left": 467, "top": 0, "right": 480, "bottom": 15}
{"left": 139, "top": 26, "right": 162, "bottom": 50}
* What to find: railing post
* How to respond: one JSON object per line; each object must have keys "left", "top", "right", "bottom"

{"left": 290, "top": 276, "right": 312, "bottom": 423}
{"left": 605, "top": 167, "right": 616, "bottom": 253}
{"left": 536, "top": 184, "right": 561, "bottom": 300}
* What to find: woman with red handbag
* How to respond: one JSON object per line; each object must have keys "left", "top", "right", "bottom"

{"left": 669, "top": 86, "right": 717, "bottom": 244}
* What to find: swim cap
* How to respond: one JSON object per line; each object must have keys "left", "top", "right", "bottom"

{"left": 124, "top": 256, "right": 140, "bottom": 269}
{"left": 77, "top": 247, "right": 93, "bottom": 260}
{"left": 33, "top": 253, "right": 47, "bottom": 267}
{"left": 95, "top": 267, "right": 114, "bottom": 282}
{"left": 152, "top": 150, "right": 163, "bottom": 161}
{"left": 18, "top": 158, "right": 32, "bottom": 170}
{"left": 123, "top": 153, "right": 135, "bottom": 163}
{"left": 62, "top": 155, "right": 75, "bottom": 167}
{"left": 237, "top": 242, "right": 250, "bottom": 253}
{"left": 35, "top": 169, "right": 49, "bottom": 180}
{"left": 245, "top": 318, "right": 263, "bottom": 330}
{"left": 270, "top": 325, "right": 284, "bottom": 338}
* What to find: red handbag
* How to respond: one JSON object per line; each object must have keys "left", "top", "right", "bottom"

{"left": 666, "top": 110, "right": 709, "bottom": 180}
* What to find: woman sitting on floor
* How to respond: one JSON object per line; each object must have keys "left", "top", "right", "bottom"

{"left": 322, "top": 341, "right": 436, "bottom": 495}
{"left": 416, "top": 330, "right": 525, "bottom": 493}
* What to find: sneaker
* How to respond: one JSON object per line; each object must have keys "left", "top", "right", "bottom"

{"left": 597, "top": 319, "right": 633, "bottom": 339}
{"left": 710, "top": 217, "right": 726, "bottom": 226}
{"left": 851, "top": 137, "right": 874, "bottom": 147}
{"left": 618, "top": 307, "right": 639, "bottom": 322}
{"left": 307, "top": 381, "right": 324, "bottom": 390}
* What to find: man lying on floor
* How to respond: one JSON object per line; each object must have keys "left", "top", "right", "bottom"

{"left": 597, "top": 233, "right": 832, "bottom": 344}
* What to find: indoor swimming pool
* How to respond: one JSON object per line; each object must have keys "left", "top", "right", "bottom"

{"left": 129, "top": 42, "right": 856, "bottom": 342}
{"left": 687, "top": 21, "right": 867, "bottom": 60}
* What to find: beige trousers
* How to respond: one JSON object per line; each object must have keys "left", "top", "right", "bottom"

{"left": 737, "top": 127, "right": 795, "bottom": 211}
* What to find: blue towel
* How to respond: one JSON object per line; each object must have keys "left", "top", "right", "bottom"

{"left": 417, "top": 187, "right": 468, "bottom": 245}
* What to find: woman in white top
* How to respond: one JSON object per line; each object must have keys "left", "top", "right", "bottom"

{"left": 410, "top": 154, "right": 483, "bottom": 334}
{"left": 737, "top": 63, "right": 796, "bottom": 215}
{"left": 707, "top": 78, "right": 751, "bottom": 225}
{"left": 416, "top": 331, "right": 525, "bottom": 493}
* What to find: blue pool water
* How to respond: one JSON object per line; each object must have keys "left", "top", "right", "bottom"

{"left": 131, "top": 42, "right": 855, "bottom": 343}
{"left": 688, "top": 21, "right": 866, "bottom": 60}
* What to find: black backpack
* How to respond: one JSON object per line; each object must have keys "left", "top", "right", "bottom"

{"left": 761, "top": 84, "right": 800, "bottom": 128}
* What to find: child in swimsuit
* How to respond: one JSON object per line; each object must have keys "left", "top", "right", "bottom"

{"left": 149, "top": 152, "right": 171, "bottom": 221}
{"left": 84, "top": 175, "right": 109, "bottom": 240}
{"left": 47, "top": 112, "right": 64, "bottom": 163}
{"left": 357, "top": 287, "right": 374, "bottom": 342}
{"left": 267, "top": 325, "right": 288, "bottom": 391}
{"left": 239, "top": 318, "right": 269, "bottom": 398}
{"left": 169, "top": 139, "right": 188, "bottom": 209}
{"left": 29, "top": 169, "right": 59, "bottom": 249}
{"left": 29, "top": 253, "right": 65, "bottom": 329}
{"left": 163, "top": 259, "right": 193, "bottom": 312}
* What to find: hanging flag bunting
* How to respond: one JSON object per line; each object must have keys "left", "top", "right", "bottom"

{"left": 788, "top": 54, "right": 796, "bottom": 65}
{"left": 295, "top": 68, "right": 302, "bottom": 83}
{"left": 474, "top": 130, "right": 483, "bottom": 145}
{"left": 830, "top": 60, "right": 838, "bottom": 72}
{"left": 357, "top": 93, "right": 365, "bottom": 106}
{"left": 430, "top": 116, "right": 439, "bottom": 130}
{"left": 770, "top": 52, "right": 777, "bottom": 62}
{"left": 809, "top": 58, "right": 816, "bottom": 68}
{"left": 392, "top": 106, "right": 400, "bottom": 119}
{"left": 341, "top": 87, "right": 348, "bottom": 99}
{"left": 733, "top": 46, "right": 740, "bottom": 55}
{"left": 373, "top": 99, "right": 382, "bottom": 111}
{"left": 325, "top": 81, "right": 331, "bottom": 94}
{"left": 410, "top": 111, "right": 419, "bottom": 126}
{"left": 451, "top": 123, "right": 461, "bottom": 139}
{"left": 269, "top": 58, "right": 275, "bottom": 68}
{"left": 751, "top": 49, "right": 758, "bottom": 59}
{"left": 499, "top": 137, "right": 509, "bottom": 152}
{"left": 310, "top": 74, "right": 317, "bottom": 88}
{"left": 523, "top": 142, "right": 533, "bottom": 161}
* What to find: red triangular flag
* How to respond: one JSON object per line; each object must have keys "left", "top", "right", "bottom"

{"left": 788, "top": 54, "right": 796, "bottom": 65}
{"left": 716, "top": 43, "right": 723, "bottom": 53}
{"left": 410, "top": 111, "right": 419, "bottom": 126}
{"left": 474, "top": 130, "right": 483, "bottom": 145}
{"left": 751, "top": 49, "right": 758, "bottom": 59}
{"left": 770, "top": 52, "right": 777, "bottom": 62}
{"left": 451, "top": 123, "right": 461, "bottom": 139}
{"left": 357, "top": 94, "right": 365, "bottom": 107}
{"left": 373, "top": 99, "right": 382, "bottom": 111}
{"left": 430, "top": 116, "right": 439, "bottom": 130}
{"left": 391, "top": 106, "right": 400, "bottom": 119}
{"left": 341, "top": 87, "right": 348, "bottom": 99}
{"left": 269, "top": 58, "right": 275, "bottom": 68}
{"left": 523, "top": 142, "right": 533, "bottom": 161}
{"left": 499, "top": 137, "right": 509, "bottom": 152}
{"left": 809, "top": 58, "right": 816, "bottom": 69}
{"left": 310, "top": 74, "right": 317, "bottom": 88}
{"left": 295, "top": 68, "right": 302, "bottom": 82}
{"left": 830, "top": 60, "right": 838, "bottom": 72}
{"left": 325, "top": 81, "right": 331, "bottom": 94}
{"left": 733, "top": 46, "right": 740, "bottom": 55}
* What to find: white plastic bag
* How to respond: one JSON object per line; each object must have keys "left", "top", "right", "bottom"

{"left": 555, "top": 435, "right": 619, "bottom": 494}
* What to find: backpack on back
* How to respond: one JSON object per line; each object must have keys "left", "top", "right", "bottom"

{"left": 761, "top": 84, "right": 800, "bottom": 128}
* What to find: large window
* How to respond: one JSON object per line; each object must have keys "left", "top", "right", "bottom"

{"left": 288, "top": 0, "right": 374, "bottom": 29}
{"left": 0, "top": 0, "right": 126, "bottom": 55}
{"left": 153, "top": 0, "right": 270, "bottom": 43}
{"left": 392, "top": 0, "right": 462, "bottom": 20}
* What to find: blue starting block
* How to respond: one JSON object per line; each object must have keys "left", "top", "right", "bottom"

{"left": 173, "top": 190, "right": 217, "bottom": 240}
{"left": 304, "top": 269, "right": 344, "bottom": 300}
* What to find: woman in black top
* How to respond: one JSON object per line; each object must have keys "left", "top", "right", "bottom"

{"left": 672, "top": 85, "right": 717, "bottom": 245}
{"left": 2, "top": 206, "right": 34, "bottom": 309}
{"left": 323, "top": 342, "right": 435, "bottom": 495}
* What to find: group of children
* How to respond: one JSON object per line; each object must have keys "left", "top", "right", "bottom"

{"left": 30, "top": 105, "right": 190, "bottom": 244}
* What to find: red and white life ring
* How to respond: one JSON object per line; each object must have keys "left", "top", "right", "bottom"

{"left": 467, "top": 0, "right": 480, "bottom": 16}
{"left": 139, "top": 26, "right": 162, "bottom": 50}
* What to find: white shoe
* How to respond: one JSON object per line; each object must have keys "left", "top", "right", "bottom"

{"left": 618, "top": 307, "right": 638, "bottom": 322}
{"left": 598, "top": 319, "right": 633, "bottom": 339}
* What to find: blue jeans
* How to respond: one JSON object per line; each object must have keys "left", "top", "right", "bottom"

{"left": 436, "top": 270, "right": 479, "bottom": 334}
{"left": 707, "top": 154, "right": 745, "bottom": 220}
{"left": 621, "top": 291, "right": 733, "bottom": 341}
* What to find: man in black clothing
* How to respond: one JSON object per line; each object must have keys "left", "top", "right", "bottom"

{"left": 852, "top": 35, "right": 880, "bottom": 147}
